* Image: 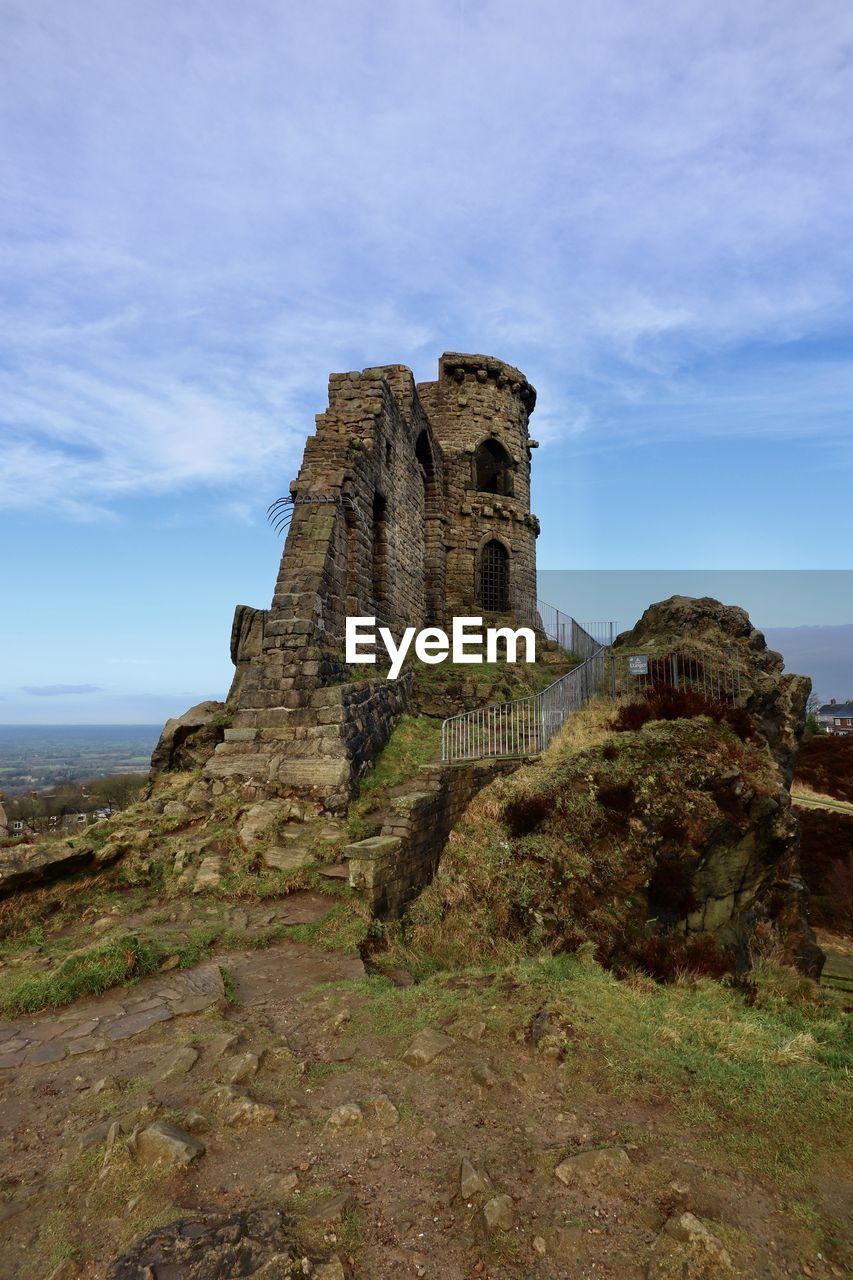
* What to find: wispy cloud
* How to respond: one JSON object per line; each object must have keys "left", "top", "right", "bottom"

{"left": 1, "top": 0, "right": 851, "bottom": 517}
{"left": 22, "top": 684, "right": 103, "bottom": 696}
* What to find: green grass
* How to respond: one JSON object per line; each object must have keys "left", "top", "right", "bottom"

{"left": 0, "top": 921, "right": 230, "bottom": 1016}
{"left": 340, "top": 952, "right": 852, "bottom": 1193}
{"left": 347, "top": 714, "right": 442, "bottom": 838}
{"left": 0, "top": 933, "right": 166, "bottom": 1014}
{"left": 0, "top": 892, "right": 370, "bottom": 1016}
{"left": 219, "top": 963, "right": 240, "bottom": 1005}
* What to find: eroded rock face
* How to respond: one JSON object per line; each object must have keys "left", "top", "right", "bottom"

{"left": 615, "top": 595, "right": 820, "bottom": 975}
{"left": 409, "top": 596, "right": 822, "bottom": 978}
{"left": 615, "top": 595, "right": 811, "bottom": 785}
{"left": 0, "top": 799, "right": 8, "bottom": 840}
{"left": 150, "top": 700, "right": 227, "bottom": 776}
{"left": 0, "top": 833, "right": 128, "bottom": 898}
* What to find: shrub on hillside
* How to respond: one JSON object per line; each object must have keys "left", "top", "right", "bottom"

{"left": 611, "top": 682, "right": 754, "bottom": 740}
{"left": 796, "top": 734, "right": 853, "bottom": 803}
{"left": 798, "top": 806, "right": 853, "bottom": 932}
{"left": 630, "top": 932, "right": 735, "bottom": 983}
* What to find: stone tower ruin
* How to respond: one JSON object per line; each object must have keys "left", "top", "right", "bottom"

{"left": 203, "top": 352, "right": 540, "bottom": 812}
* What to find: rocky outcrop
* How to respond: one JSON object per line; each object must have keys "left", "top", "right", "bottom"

{"left": 615, "top": 595, "right": 811, "bottom": 785}
{"left": 0, "top": 832, "right": 128, "bottom": 898}
{"left": 107, "top": 1208, "right": 337, "bottom": 1280}
{"left": 150, "top": 701, "right": 227, "bottom": 776}
{"left": 409, "top": 596, "right": 822, "bottom": 978}
{"left": 0, "top": 798, "right": 8, "bottom": 840}
{"left": 226, "top": 604, "right": 268, "bottom": 707}
{"left": 615, "top": 595, "right": 820, "bottom": 974}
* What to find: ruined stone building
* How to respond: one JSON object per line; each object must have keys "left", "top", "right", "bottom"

{"left": 202, "top": 352, "right": 540, "bottom": 811}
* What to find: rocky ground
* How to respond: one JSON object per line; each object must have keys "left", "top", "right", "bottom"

{"left": 0, "top": 884, "right": 850, "bottom": 1279}
{"left": 1, "top": 598, "right": 851, "bottom": 1279}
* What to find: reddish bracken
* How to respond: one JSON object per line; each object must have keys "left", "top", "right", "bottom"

{"left": 611, "top": 682, "right": 755, "bottom": 741}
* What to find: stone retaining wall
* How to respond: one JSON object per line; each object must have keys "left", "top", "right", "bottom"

{"left": 346, "top": 757, "right": 525, "bottom": 916}
{"left": 206, "top": 673, "right": 412, "bottom": 814}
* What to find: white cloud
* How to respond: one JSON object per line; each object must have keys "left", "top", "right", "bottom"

{"left": 22, "top": 683, "right": 102, "bottom": 695}
{"left": 0, "top": 0, "right": 851, "bottom": 516}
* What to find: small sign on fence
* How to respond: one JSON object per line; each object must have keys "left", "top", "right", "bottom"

{"left": 627, "top": 654, "right": 649, "bottom": 676}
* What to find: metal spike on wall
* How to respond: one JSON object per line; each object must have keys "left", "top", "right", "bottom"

{"left": 266, "top": 493, "right": 361, "bottom": 538}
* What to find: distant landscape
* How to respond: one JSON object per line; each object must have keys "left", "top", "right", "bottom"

{"left": 0, "top": 724, "right": 161, "bottom": 793}
{"left": 1, "top": 621, "right": 851, "bottom": 795}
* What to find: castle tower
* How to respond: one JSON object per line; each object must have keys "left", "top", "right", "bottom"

{"left": 202, "top": 351, "right": 539, "bottom": 813}
{"left": 417, "top": 353, "right": 539, "bottom": 618}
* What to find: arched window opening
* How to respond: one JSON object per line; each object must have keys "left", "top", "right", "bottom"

{"left": 416, "top": 429, "right": 443, "bottom": 623}
{"left": 477, "top": 539, "right": 510, "bottom": 613}
{"left": 372, "top": 492, "right": 389, "bottom": 611}
{"left": 344, "top": 498, "right": 360, "bottom": 617}
{"left": 474, "top": 438, "right": 514, "bottom": 496}
{"left": 415, "top": 429, "right": 434, "bottom": 477}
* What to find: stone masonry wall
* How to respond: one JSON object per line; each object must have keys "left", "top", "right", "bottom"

{"left": 346, "top": 757, "right": 524, "bottom": 916}
{"left": 198, "top": 352, "right": 538, "bottom": 814}
{"left": 418, "top": 352, "right": 539, "bottom": 616}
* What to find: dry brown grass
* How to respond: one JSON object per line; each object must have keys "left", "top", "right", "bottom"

{"left": 541, "top": 693, "right": 616, "bottom": 761}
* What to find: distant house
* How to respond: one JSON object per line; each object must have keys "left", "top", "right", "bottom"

{"left": 55, "top": 812, "right": 90, "bottom": 833}
{"left": 10, "top": 819, "right": 26, "bottom": 838}
{"left": 817, "top": 698, "right": 853, "bottom": 736}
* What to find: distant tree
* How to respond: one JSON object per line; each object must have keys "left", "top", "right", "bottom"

{"left": 87, "top": 773, "right": 145, "bottom": 815}
{"left": 5, "top": 772, "right": 144, "bottom": 837}
{"left": 805, "top": 692, "right": 826, "bottom": 737}
{"left": 9, "top": 791, "right": 63, "bottom": 836}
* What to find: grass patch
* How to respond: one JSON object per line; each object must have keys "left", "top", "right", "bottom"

{"left": 0, "top": 891, "right": 371, "bottom": 1016}
{"left": 343, "top": 952, "right": 852, "bottom": 1193}
{"left": 347, "top": 714, "right": 442, "bottom": 839}
{"left": 283, "top": 900, "right": 372, "bottom": 953}
{"left": 0, "top": 933, "right": 166, "bottom": 1015}
{"left": 23, "top": 1144, "right": 179, "bottom": 1279}
{"left": 0, "top": 921, "right": 224, "bottom": 1016}
{"left": 219, "top": 963, "right": 240, "bottom": 1005}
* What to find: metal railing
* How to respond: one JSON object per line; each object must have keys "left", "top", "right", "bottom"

{"left": 512, "top": 596, "right": 614, "bottom": 660}
{"left": 611, "top": 650, "right": 743, "bottom": 706}
{"left": 441, "top": 645, "right": 608, "bottom": 762}
{"left": 440, "top": 643, "right": 744, "bottom": 764}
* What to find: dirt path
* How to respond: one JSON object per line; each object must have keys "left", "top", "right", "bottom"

{"left": 791, "top": 790, "right": 853, "bottom": 816}
{"left": 0, "top": 933, "right": 849, "bottom": 1279}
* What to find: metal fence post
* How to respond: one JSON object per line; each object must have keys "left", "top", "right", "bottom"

{"left": 609, "top": 621, "right": 616, "bottom": 700}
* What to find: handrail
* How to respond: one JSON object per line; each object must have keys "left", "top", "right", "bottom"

{"left": 440, "top": 645, "right": 607, "bottom": 762}
{"left": 440, "top": 643, "right": 745, "bottom": 764}
{"left": 511, "top": 596, "right": 614, "bottom": 660}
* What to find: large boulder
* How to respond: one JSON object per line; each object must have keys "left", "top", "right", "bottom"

{"left": 409, "top": 596, "right": 822, "bottom": 978}
{"left": 0, "top": 798, "right": 8, "bottom": 840}
{"left": 150, "top": 701, "right": 227, "bottom": 776}
{"left": 226, "top": 604, "right": 268, "bottom": 706}
{"left": 615, "top": 595, "right": 811, "bottom": 784}
{"left": 0, "top": 832, "right": 128, "bottom": 897}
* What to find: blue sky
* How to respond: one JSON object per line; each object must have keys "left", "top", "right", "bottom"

{"left": 1, "top": 0, "right": 852, "bottom": 723}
